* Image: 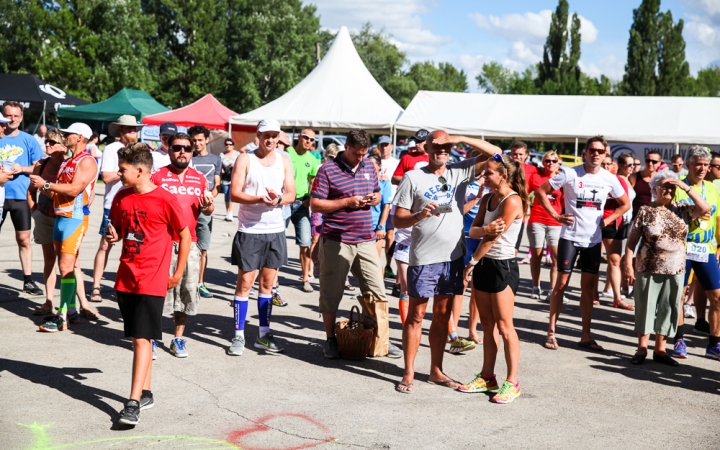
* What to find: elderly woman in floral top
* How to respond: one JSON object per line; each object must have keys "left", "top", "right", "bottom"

{"left": 623, "top": 171, "right": 710, "bottom": 366}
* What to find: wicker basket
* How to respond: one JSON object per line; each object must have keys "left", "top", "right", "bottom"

{"left": 335, "top": 306, "right": 374, "bottom": 360}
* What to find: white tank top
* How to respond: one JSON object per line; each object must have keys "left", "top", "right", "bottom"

{"left": 483, "top": 192, "right": 523, "bottom": 260}
{"left": 237, "top": 150, "right": 286, "bottom": 234}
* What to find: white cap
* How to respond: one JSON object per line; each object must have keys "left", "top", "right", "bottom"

{"left": 60, "top": 122, "right": 93, "bottom": 140}
{"left": 257, "top": 119, "right": 281, "bottom": 133}
{"left": 0, "top": 114, "right": 10, "bottom": 123}
{"left": 408, "top": 140, "right": 416, "bottom": 149}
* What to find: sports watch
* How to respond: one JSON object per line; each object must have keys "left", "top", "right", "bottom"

{"left": 376, "top": 224, "right": 385, "bottom": 231}
{"left": 43, "top": 181, "right": 51, "bottom": 191}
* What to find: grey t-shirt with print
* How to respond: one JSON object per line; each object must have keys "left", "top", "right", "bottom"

{"left": 192, "top": 153, "right": 222, "bottom": 191}
{"left": 393, "top": 158, "right": 475, "bottom": 266}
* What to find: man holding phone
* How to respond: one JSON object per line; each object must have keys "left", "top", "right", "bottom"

{"left": 392, "top": 130, "right": 502, "bottom": 393}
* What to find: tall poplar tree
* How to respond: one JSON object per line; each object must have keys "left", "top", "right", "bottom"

{"left": 656, "top": 11, "right": 690, "bottom": 96}
{"left": 536, "top": 0, "right": 582, "bottom": 95}
{"left": 621, "top": 0, "right": 660, "bottom": 96}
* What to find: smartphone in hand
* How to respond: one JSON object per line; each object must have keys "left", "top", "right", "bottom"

{"left": 431, "top": 204, "right": 453, "bottom": 214}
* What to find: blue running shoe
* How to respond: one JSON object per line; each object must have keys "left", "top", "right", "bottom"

{"left": 705, "top": 343, "right": 720, "bottom": 360}
{"left": 672, "top": 339, "right": 687, "bottom": 359}
{"left": 170, "top": 337, "right": 188, "bottom": 358}
{"left": 151, "top": 340, "right": 158, "bottom": 360}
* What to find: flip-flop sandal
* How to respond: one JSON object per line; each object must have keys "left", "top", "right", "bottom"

{"left": 33, "top": 302, "right": 54, "bottom": 316}
{"left": 88, "top": 287, "right": 102, "bottom": 303}
{"left": 80, "top": 308, "right": 101, "bottom": 320}
{"left": 578, "top": 340, "right": 604, "bottom": 352}
{"left": 544, "top": 335, "right": 559, "bottom": 350}
{"left": 631, "top": 352, "right": 647, "bottom": 365}
{"left": 428, "top": 376, "right": 461, "bottom": 389}
{"left": 653, "top": 353, "right": 679, "bottom": 366}
{"left": 345, "top": 283, "right": 355, "bottom": 291}
{"left": 395, "top": 382, "right": 414, "bottom": 394}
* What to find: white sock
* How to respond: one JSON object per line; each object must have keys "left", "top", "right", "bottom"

{"left": 235, "top": 330, "right": 244, "bottom": 338}
{"left": 259, "top": 326, "right": 270, "bottom": 338}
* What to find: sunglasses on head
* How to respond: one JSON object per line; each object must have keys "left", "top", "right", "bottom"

{"left": 45, "top": 139, "right": 61, "bottom": 146}
{"left": 171, "top": 144, "right": 193, "bottom": 153}
{"left": 645, "top": 159, "right": 661, "bottom": 164}
{"left": 492, "top": 153, "right": 507, "bottom": 171}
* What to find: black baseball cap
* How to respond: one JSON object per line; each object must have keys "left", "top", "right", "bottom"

{"left": 159, "top": 122, "right": 178, "bottom": 136}
{"left": 414, "top": 129, "right": 429, "bottom": 142}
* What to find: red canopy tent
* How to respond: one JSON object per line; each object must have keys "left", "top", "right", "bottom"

{"left": 142, "top": 94, "right": 239, "bottom": 129}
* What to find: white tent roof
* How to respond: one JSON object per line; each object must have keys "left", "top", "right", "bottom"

{"left": 395, "top": 90, "right": 720, "bottom": 145}
{"left": 229, "top": 26, "right": 403, "bottom": 133}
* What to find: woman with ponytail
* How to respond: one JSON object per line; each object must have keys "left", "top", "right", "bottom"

{"left": 457, "top": 153, "right": 526, "bottom": 404}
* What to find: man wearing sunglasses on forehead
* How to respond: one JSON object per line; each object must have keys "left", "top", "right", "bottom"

{"left": 629, "top": 149, "right": 662, "bottom": 222}
{"left": 151, "top": 133, "right": 213, "bottom": 358}
{"left": 392, "top": 131, "right": 502, "bottom": 393}
{"left": 536, "top": 135, "right": 630, "bottom": 352}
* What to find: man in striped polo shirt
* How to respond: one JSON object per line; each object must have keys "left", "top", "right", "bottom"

{"left": 311, "top": 129, "right": 402, "bottom": 359}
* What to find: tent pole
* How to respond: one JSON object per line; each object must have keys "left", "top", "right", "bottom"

{"left": 675, "top": 143, "right": 679, "bottom": 155}
{"left": 574, "top": 138, "right": 578, "bottom": 163}
{"left": 42, "top": 101, "right": 46, "bottom": 126}
{"left": 392, "top": 127, "right": 397, "bottom": 158}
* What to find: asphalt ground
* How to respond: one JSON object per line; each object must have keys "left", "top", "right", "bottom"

{"left": 1, "top": 184, "right": 718, "bottom": 449}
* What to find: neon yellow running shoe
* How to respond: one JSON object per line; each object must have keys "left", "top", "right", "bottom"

{"left": 456, "top": 373, "right": 499, "bottom": 393}
{"left": 491, "top": 380, "right": 521, "bottom": 404}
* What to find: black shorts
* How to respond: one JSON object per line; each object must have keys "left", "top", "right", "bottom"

{"left": 472, "top": 258, "right": 519, "bottom": 294}
{"left": 117, "top": 291, "right": 164, "bottom": 340}
{"left": 1, "top": 199, "right": 32, "bottom": 232}
{"left": 601, "top": 223, "right": 630, "bottom": 240}
{"left": 557, "top": 238, "right": 601, "bottom": 274}
{"left": 515, "top": 222, "right": 525, "bottom": 250}
{"left": 231, "top": 231, "right": 287, "bottom": 272}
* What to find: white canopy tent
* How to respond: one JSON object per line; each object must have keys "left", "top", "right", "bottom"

{"left": 395, "top": 91, "right": 720, "bottom": 158}
{"left": 229, "top": 26, "right": 403, "bottom": 134}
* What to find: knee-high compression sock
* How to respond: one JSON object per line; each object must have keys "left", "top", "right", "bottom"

{"left": 674, "top": 327, "right": 685, "bottom": 343}
{"left": 59, "top": 275, "right": 77, "bottom": 320}
{"left": 233, "top": 296, "right": 249, "bottom": 338}
{"left": 258, "top": 293, "right": 273, "bottom": 337}
{"left": 399, "top": 295, "right": 409, "bottom": 327}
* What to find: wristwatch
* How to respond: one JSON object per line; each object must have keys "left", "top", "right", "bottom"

{"left": 43, "top": 181, "right": 51, "bottom": 191}
{"left": 469, "top": 257, "right": 479, "bottom": 266}
{"left": 376, "top": 224, "right": 385, "bottom": 231}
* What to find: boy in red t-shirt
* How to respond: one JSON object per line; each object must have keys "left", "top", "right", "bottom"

{"left": 105, "top": 143, "right": 190, "bottom": 426}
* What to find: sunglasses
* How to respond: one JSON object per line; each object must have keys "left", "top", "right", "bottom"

{"left": 492, "top": 153, "right": 507, "bottom": 171}
{"left": 171, "top": 144, "right": 193, "bottom": 153}
{"left": 301, "top": 134, "right": 316, "bottom": 142}
{"left": 544, "top": 159, "right": 558, "bottom": 164}
{"left": 623, "top": 163, "right": 637, "bottom": 167}
{"left": 645, "top": 159, "right": 661, "bottom": 164}
{"left": 438, "top": 176, "right": 449, "bottom": 193}
{"left": 587, "top": 148, "right": 606, "bottom": 155}
{"left": 710, "top": 164, "right": 720, "bottom": 169}
{"left": 45, "top": 139, "right": 61, "bottom": 146}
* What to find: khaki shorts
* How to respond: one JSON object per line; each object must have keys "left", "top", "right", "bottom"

{"left": 318, "top": 238, "right": 386, "bottom": 314}
{"left": 164, "top": 242, "right": 202, "bottom": 316}
{"left": 32, "top": 210, "right": 55, "bottom": 245}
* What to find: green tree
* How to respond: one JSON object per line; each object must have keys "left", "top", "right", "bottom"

{"left": 223, "top": 0, "right": 321, "bottom": 113}
{"left": 536, "top": 0, "right": 582, "bottom": 95}
{"left": 406, "top": 61, "right": 468, "bottom": 93}
{"left": 690, "top": 66, "right": 720, "bottom": 97}
{"left": 143, "top": 0, "right": 227, "bottom": 107}
{"left": 621, "top": 0, "right": 660, "bottom": 95}
{"left": 656, "top": 11, "right": 690, "bottom": 96}
{"left": 476, "top": 62, "right": 537, "bottom": 94}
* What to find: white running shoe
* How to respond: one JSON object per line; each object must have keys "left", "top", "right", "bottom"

{"left": 531, "top": 287, "right": 542, "bottom": 299}
{"left": 684, "top": 304, "right": 696, "bottom": 319}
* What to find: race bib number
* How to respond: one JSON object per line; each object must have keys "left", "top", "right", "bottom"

{"left": 686, "top": 242, "right": 709, "bottom": 263}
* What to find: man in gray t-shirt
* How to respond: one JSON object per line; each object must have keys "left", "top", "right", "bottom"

{"left": 392, "top": 130, "right": 502, "bottom": 393}
{"left": 189, "top": 125, "right": 222, "bottom": 299}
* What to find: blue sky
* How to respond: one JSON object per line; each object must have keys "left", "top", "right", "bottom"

{"left": 308, "top": 0, "right": 720, "bottom": 92}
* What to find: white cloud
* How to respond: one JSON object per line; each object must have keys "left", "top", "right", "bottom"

{"left": 309, "top": 0, "right": 451, "bottom": 59}
{"left": 579, "top": 54, "right": 624, "bottom": 80}
{"left": 469, "top": 10, "right": 599, "bottom": 46}
{"left": 682, "top": 0, "right": 720, "bottom": 70}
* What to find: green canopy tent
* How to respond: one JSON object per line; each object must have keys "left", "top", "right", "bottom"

{"left": 57, "top": 88, "right": 169, "bottom": 135}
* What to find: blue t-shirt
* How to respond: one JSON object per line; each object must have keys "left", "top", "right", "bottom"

{"left": 0, "top": 132, "right": 44, "bottom": 200}
{"left": 371, "top": 179, "right": 393, "bottom": 228}
{"left": 464, "top": 181, "right": 490, "bottom": 235}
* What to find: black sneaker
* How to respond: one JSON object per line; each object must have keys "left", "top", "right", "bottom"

{"left": 119, "top": 400, "right": 140, "bottom": 425}
{"left": 23, "top": 281, "right": 44, "bottom": 296}
{"left": 324, "top": 337, "right": 340, "bottom": 359}
{"left": 140, "top": 391, "right": 154, "bottom": 411}
{"left": 694, "top": 320, "right": 710, "bottom": 335}
{"left": 391, "top": 284, "right": 401, "bottom": 297}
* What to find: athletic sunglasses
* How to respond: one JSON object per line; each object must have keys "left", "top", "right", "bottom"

{"left": 492, "top": 153, "right": 508, "bottom": 171}
{"left": 301, "top": 134, "right": 316, "bottom": 142}
{"left": 587, "top": 148, "right": 606, "bottom": 155}
{"left": 171, "top": 144, "right": 193, "bottom": 153}
{"left": 438, "top": 176, "right": 449, "bottom": 192}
